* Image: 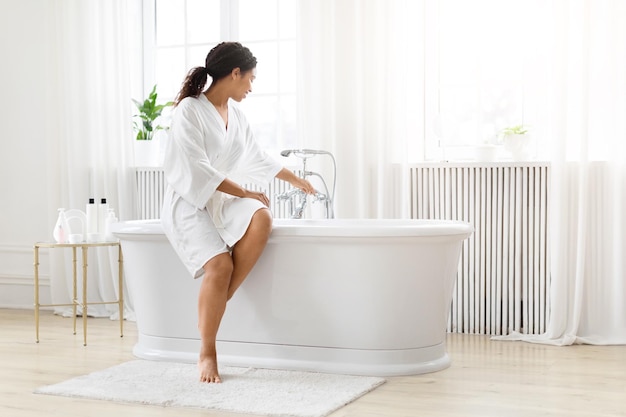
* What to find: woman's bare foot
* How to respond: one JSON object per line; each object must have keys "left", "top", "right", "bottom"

{"left": 198, "top": 347, "right": 221, "bottom": 383}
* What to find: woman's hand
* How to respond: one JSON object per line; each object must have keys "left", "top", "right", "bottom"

{"left": 291, "top": 176, "right": 316, "bottom": 195}
{"left": 276, "top": 167, "right": 316, "bottom": 195}
{"left": 242, "top": 189, "right": 270, "bottom": 207}
{"left": 217, "top": 178, "right": 270, "bottom": 206}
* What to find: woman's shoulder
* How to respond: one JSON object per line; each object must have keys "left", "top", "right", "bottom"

{"left": 175, "top": 96, "right": 208, "bottom": 119}
{"left": 178, "top": 95, "right": 203, "bottom": 110}
{"left": 172, "top": 96, "right": 208, "bottom": 129}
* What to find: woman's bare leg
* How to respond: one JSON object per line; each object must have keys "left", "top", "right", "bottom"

{"left": 227, "top": 208, "right": 273, "bottom": 300}
{"left": 197, "top": 208, "right": 272, "bottom": 383}
{"left": 198, "top": 252, "right": 232, "bottom": 383}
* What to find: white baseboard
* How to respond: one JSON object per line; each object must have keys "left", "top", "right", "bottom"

{"left": 0, "top": 275, "right": 49, "bottom": 309}
{"left": 0, "top": 243, "right": 38, "bottom": 308}
{"left": 0, "top": 243, "right": 50, "bottom": 309}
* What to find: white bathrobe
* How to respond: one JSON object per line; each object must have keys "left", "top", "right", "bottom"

{"left": 161, "top": 94, "right": 282, "bottom": 278}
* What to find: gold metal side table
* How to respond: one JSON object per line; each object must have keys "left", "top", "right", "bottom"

{"left": 33, "top": 241, "right": 124, "bottom": 346}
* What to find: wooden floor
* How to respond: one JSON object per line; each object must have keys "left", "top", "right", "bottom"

{"left": 1, "top": 308, "right": 625, "bottom": 417}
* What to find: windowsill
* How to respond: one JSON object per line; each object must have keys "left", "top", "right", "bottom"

{"left": 411, "top": 160, "right": 551, "bottom": 167}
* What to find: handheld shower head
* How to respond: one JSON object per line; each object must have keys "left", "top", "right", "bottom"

{"left": 301, "top": 149, "right": 332, "bottom": 156}
{"left": 280, "top": 149, "right": 331, "bottom": 158}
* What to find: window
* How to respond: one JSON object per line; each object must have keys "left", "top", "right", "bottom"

{"left": 147, "top": 0, "right": 297, "bottom": 153}
{"left": 423, "top": 0, "right": 549, "bottom": 161}
{"left": 147, "top": 0, "right": 549, "bottom": 162}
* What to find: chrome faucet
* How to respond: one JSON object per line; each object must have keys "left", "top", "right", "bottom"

{"left": 277, "top": 149, "right": 336, "bottom": 219}
{"left": 276, "top": 188, "right": 308, "bottom": 219}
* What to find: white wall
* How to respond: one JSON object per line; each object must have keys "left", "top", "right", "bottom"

{"left": 0, "top": 0, "right": 59, "bottom": 308}
{"left": 0, "top": 1, "right": 145, "bottom": 309}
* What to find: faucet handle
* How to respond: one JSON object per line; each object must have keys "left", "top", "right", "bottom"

{"left": 276, "top": 188, "right": 302, "bottom": 200}
{"left": 313, "top": 191, "right": 328, "bottom": 202}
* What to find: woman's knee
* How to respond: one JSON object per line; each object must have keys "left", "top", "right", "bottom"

{"left": 202, "top": 253, "right": 234, "bottom": 282}
{"left": 250, "top": 208, "right": 273, "bottom": 235}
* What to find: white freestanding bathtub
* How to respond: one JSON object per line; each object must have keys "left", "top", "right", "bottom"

{"left": 112, "top": 218, "right": 472, "bottom": 376}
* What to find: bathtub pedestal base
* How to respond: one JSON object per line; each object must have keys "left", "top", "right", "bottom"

{"left": 132, "top": 334, "right": 450, "bottom": 377}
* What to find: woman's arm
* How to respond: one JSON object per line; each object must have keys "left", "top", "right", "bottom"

{"left": 217, "top": 178, "right": 271, "bottom": 207}
{"left": 215, "top": 168, "right": 315, "bottom": 208}
{"left": 276, "top": 168, "right": 316, "bottom": 194}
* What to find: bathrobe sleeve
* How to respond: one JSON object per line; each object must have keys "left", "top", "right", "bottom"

{"left": 229, "top": 105, "right": 282, "bottom": 186}
{"left": 163, "top": 99, "right": 226, "bottom": 210}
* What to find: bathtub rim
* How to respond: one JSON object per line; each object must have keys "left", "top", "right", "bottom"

{"left": 111, "top": 218, "right": 473, "bottom": 238}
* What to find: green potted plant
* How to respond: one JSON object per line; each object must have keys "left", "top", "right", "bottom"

{"left": 501, "top": 124, "right": 530, "bottom": 160}
{"left": 502, "top": 125, "right": 528, "bottom": 137}
{"left": 132, "top": 85, "right": 173, "bottom": 141}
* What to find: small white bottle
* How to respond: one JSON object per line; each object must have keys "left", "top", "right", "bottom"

{"left": 86, "top": 198, "right": 99, "bottom": 241}
{"left": 52, "top": 208, "right": 70, "bottom": 243}
{"left": 98, "top": 198, "right": 109, "bottom": 240}
{"left": 104, "top": 208, "right": 119, "bottom": 241}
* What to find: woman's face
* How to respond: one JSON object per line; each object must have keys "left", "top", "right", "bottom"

{"left": 232, "top": 68, "right": 256, "bottom": 102}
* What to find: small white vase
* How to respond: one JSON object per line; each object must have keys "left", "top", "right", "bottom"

{"left": 133, "top": 139, "right": 160, "bottom": 167}
{"left": 503, "top": 134, "right": 530, "bottom": 161}
{"left": 474, "top": 144, "right": 499, "bottom": 162}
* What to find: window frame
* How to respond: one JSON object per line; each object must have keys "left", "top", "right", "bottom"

{"left": 142, "top": 0, "right": 297, "bottom": 155}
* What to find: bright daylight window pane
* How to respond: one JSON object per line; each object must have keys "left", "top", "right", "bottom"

{"left": 278, "top": 0, "right": 296, "bottom": 38}
{"left": 239, "top": 0, "right": 278, "bottom": 41}
{"left": 438, "top": 0, "right": 527, "bottom": 146}
{"left": 156, "top": 47, "right": 186, "bottom": 98}
{"left": 240, "top": 97, "right": 278, "bottom": 149}
{"left": 187, "top": 0, "right": 220, "bottom": 44}
{"left": 279, "top": 40, "right": 296, "bottom": 93}
{"left": 280, "top": 94, "right": 297, "bottom": 149}
{"left": 248, "top": 42, "right": 278, "bottom": 95}
{"left": 156, "top": 0, "right": 185, "bottom": 46}
{"left": 188, "top": 44, "right": 218, "bottom": 70}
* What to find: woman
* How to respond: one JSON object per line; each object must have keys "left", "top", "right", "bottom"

{"left": 161, "top": 42, "right": 314, "bottom": 383}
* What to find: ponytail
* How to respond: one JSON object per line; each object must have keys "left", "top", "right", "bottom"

{"left": 174, "top": 66, "right": 209, "bottom": 106}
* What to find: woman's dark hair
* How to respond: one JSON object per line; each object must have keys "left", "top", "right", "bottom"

{"left": 174, "top": 42, "right": 257, "bottom": 105}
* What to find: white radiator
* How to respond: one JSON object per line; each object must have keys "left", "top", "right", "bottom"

{"left": 135, "top": 168, "right": 292, "bottom": 220}
{"left": 409, "top": 163, "right": 551, "bottom": 336}
{"left": 135, "top": 168, "right": 166, "bottom": 220}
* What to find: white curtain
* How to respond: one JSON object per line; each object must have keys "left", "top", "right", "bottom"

{"left": 531, "top": 0, "right": 626, "bottom": 345}
{"left": 47, "top": 0, "right": 138, "bottom": 319}
{"left": 296, "top": 0, "right": 422, "bottom": 218}
{"left": 491, "top": 0, "right": 626, "bottom": 345}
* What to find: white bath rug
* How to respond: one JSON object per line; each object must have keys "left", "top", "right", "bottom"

{"left": 34, "top": 360, "right": 385, "bottom": 417}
